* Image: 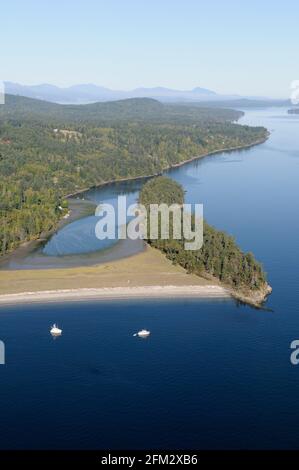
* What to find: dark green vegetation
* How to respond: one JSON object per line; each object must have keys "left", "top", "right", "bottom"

{"left": 138, "top": 176, "right": 185, "bottom": 207}
{"left": 140, "top": 177, "right": 267, "bottom": 293}
{"left": 1, "top": 94, "right": 243, "bottom": 123}
{"left": 0, "top": 95, "right": 267, "bottom": 256}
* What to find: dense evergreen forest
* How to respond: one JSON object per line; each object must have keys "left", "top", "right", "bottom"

{"left": 139, "top": 176, "right": 267, "bottom": 293}
{"left": 0, "top": 95, "right": 267, "bottom": 256}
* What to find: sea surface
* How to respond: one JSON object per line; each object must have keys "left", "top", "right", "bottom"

{"left": 0, "top": 108, "right": 299, "bottom": 449}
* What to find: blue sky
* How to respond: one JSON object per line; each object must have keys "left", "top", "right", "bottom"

{"left": 1, "top": 0, "right": 298, "bottom": 97}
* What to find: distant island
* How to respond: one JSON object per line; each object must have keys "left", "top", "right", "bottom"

{"left": 0, "top": 95, "right": 268, "bottom": 257}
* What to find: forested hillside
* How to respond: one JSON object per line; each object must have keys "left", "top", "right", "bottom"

{"left": 140, "top": 177, "right": 268, "bottom": 297}
{"left": 0, "top": 95, "right": 267, "bottom": 256}
{"left": 0, "top": 94, "right": 242, "bottom": 123}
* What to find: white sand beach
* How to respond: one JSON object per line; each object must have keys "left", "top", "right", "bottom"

{"left": 0, "top": 285, "right": 230, "bottom": 305}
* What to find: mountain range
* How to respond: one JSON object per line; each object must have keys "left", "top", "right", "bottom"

{"left": 4, "top": 81, "right": 239, "bottom": 104}
{"left": 3, "top": 82, "right": 289, "bottom": 107}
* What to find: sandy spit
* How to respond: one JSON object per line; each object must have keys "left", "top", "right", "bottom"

{"left": 0, "top": 285, "right": 230, "bottom": 305}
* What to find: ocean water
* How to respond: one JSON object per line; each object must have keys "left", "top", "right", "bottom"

{"left": 0, "top": 108, "right": 299, "bottom": 449}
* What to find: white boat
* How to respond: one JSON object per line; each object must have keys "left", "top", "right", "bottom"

{"left": 134, "top": 329, "right": 150, "bottom": 338}
{"left": 50, "top": 324, "right": 62, "bottom": 336}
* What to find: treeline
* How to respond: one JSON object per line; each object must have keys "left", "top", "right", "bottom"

{"left": 0, "top": 95, "right": 268, "bottom": 256}
{"left": 139, "top": 177, "right": 267, "bottom": 293}
{"left": 1, "top": 94, "right": 244, "bottom": 124}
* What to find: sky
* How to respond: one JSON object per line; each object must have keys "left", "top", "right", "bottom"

{"left": 1, "top": 0, "right": 298, "bottom": 98}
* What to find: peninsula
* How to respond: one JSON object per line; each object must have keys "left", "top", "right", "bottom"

{"left": 0, "top": 96, "right": 271, "bottom": 307}
{"left": 0, "top": 95, "right": 268, "bottom": 257}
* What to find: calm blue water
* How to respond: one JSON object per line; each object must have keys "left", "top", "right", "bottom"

{"left": 0, "top": 108, "right": 299, "bottom": 449}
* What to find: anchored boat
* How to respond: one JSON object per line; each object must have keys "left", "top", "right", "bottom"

{"left": 134, "top": 329, "right": 150, "bottom": 338}
{"left": 50, "top": 324, "right": 62, "bottom": 336}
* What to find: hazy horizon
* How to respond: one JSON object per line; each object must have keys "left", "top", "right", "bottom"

{"left": 2, "top": 80, "right": 286, "bottom": 99}
{"left": 2, "top": 0, "right": 298, "bottom": 99}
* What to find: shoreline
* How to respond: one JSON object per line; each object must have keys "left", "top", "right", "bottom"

{"left": 0, "top": 285, "right": 230, "bottom": 305}
{"left": 0, "top": 198, "right": 97, "bottom": 269}
{"left": 0, "top": 245, "right": 231, "bottom": 304}
{"left": 65, "top": 134, "right": 270, "bottom": 199}
{"left": 0, "top": 130, "right": 271, "bottom": 271}
{"left": 0, "top": 132, "right": 269, "bottom": 269}
{"left": 0, "top": 242, "right": 271, "bottom": 307}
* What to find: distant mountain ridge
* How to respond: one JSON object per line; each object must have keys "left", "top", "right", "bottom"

{"left": 4, "top": 81, "right": 234, "bottom": 104}
{"left": 3, "top": 82, "right": 289, "bottom": 106}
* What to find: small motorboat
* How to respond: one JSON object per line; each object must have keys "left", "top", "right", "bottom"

{"left": 50, "top": 324, "right": 62, "bottom": 336}
{"left": 134, "top": 329, "right": 151, "bottom": 338}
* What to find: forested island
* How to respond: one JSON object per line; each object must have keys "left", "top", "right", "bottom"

{"left": 0, "top": 95, "right": 268, "bottom": 256}
{"left": 140, "top": 177, "right": 271, "bottom": 305}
